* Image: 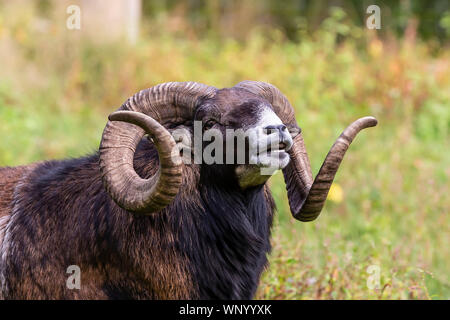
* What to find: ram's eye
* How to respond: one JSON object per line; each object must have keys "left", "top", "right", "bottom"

{"left": 204, "top": 120, "right": 216, "bottom": 129}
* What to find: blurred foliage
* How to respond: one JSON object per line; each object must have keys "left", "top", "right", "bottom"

{"left": 0, "top": 1, "right": 449, "bottom": 299}
{"left": 140, "top": 0, "right": 450, "bottom": 43}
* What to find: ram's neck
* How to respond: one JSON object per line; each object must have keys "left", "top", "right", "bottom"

{"left": 173, "top": 165, "right": 275, "bottom": 299}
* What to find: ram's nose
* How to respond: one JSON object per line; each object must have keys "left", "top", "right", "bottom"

{"left": 263, "top": 124, "right": 287, "bottom": 135}
{"left": 263, "top": 124, "right": 293, "bottom": 150}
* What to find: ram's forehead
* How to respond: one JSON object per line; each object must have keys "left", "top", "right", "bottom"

{"left": 213, "top": 87, "right": 268, "bottom": 108}
{"left": 210, "top": 88, "right": 275, "bottom": 127}
{"left": 195, "top": 87, "right": 274, "bottom": 124}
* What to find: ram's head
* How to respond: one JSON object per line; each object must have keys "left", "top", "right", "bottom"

{"left": 99, "top": 81, "right": 377, "bottom": 221}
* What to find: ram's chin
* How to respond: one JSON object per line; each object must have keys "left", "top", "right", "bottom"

{"left": 235, "top": 152, "right": 291, "bottom": 189}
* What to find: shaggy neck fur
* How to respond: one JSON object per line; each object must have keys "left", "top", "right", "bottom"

{"left": 190, "top": 164, "right": 274, "bottom": 299}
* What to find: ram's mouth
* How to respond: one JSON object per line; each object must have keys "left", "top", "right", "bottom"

{"left": 256, "top": 142, "right": 289, "bottom": 161}
{"left": 256, "top": 142, "right": 287, "bottom": 155}
{"left": 266, "top": 142, "right": 287, "bottom": 152}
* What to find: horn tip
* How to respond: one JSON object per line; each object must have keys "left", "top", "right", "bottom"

{"left": 108, "top": 111, "right": 132, "bottom": 122}
{"left": 108, "top": 112, "right": 121, "bottom": 122}
{"left": 361, "top": 116, "right": 378, "bottom": 128}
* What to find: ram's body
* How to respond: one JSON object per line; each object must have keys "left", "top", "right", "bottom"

{"left": 0, "top": 138, "right": 274, "bottom": 299}
{"left": 0, "top": 81, "right": 376, "bottom": 300}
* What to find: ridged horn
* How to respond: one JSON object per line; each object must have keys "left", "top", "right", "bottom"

{"left": 234, "top": 80, "right": 377, "bottom": 222}
{"left": 99, "top": 82, "right": 216, "bottom": 214}
{"left": 283, "top": 116, "right": 377, "bottom": 221}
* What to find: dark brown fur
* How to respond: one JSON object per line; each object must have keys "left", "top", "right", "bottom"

{"left": 0, "top": 139, "right": 275, "bottom": 299}
{"left": 0, "top": 166, "right": 36, "bottom": 218}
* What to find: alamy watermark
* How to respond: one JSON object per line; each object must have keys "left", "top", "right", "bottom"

{"left": 64, "top": 263, "right": 386, "bottom": 292}
{"left": 66, "top": 5, "right": 81, "bottom": 30}
{"left": 66, "top": 265, "right": 81, "bottom": 290}
{"left": 366, "top": 5, "right": 381, "bottom": 29}
{"left": 366, "top": 264, "right": 381, "bottom": 289}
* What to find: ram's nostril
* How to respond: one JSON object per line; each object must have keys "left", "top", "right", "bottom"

{"left": 264, "top": 124, "right": 286, "bottom": 135}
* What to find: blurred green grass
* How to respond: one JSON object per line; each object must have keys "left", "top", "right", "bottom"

{"left": 0, "top": 5, "right": 449, "bottom": 299}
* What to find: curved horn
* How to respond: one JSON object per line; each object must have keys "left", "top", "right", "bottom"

{"left": 234, "top": 81, "right": 377, "bottom": 222}
{"left": 284, "top": 117, "right": 377, "bottom": 221}
{"left": 99, "top": 82, "right": 216, "bottom": 214}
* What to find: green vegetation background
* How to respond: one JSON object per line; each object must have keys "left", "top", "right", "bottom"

{"left": 0, "top": 2, "right": 449, "bottom": 299}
